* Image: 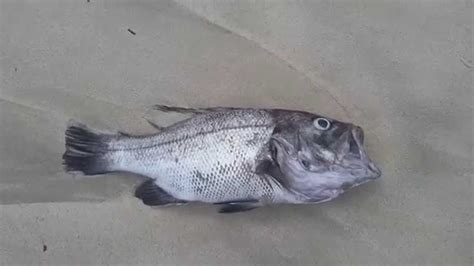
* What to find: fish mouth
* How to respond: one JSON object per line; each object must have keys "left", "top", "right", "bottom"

{"left": 350, "top": 126, "right": 382, "bottom": 179}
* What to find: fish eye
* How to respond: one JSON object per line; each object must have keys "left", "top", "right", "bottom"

{"left": 314, "top": 118, "right": 331, "bottom": 130}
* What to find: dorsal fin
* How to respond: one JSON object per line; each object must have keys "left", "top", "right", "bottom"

{"left": 144, "top": 118, "right": 165, "bottom": 131}
{"left": 152, "top": 104, "right": 243, "bottom": 114}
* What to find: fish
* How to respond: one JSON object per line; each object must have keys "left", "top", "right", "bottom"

{"left": 63, "top": 105, "right": 381, "bottom": 213}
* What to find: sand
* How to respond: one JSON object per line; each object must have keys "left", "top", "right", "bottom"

{"left": 1, "top": 0, "right": 472, "bottom": 265}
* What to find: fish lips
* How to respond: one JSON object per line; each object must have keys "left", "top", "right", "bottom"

{"left": 335, "top": 125, "right": 381, "bottom": 180}
{"left": 350, "top": 126, "right": 382, "bottom": 180}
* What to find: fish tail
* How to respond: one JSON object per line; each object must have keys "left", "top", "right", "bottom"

{"left": 62, "top": 121, "right": 114, "bottom": 175}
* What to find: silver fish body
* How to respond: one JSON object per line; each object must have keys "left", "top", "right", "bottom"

{"left": 63, "top": 106, "right": 381, "bottom": 212}
{"left": 109, "top": 109, "right": 286, "bottom": 203}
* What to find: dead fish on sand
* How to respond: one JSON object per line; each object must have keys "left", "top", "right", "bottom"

{"left": 63, "top": 105, "right": 381, "bottom": 213}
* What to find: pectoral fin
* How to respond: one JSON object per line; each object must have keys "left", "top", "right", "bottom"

{"left": 254, "top": 141, "right": 288, "bottom": 189}
{"left": 218, "top": 203, "right": 260, "bottom": 213}
{"left": 214, "top": 199, "right": 259, "bottom": 205}
{"left": 213, "top": 199, "right": 261, "bottom": 213}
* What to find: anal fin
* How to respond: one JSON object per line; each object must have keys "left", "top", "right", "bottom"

{"left": 135, "top": 179, "right": 186, "bottom": 206}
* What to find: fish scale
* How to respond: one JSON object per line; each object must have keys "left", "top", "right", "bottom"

{"left": 63, "top": 106, "right": 382, "bottom": 212}
{"left": 109, "top": 109, "right": 279, "bottom": 202}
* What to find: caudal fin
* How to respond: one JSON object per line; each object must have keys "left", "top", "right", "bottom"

{"left": 63, "top": 121, "right": 113, "bottom": 175}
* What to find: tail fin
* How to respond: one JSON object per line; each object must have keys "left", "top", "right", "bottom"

{"left": 63, "top": 121, "right": 113, "bottom": 175}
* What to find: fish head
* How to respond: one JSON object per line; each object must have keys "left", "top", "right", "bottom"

{"left": 271, "top": 114, "right": 381, "bottom": 202}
